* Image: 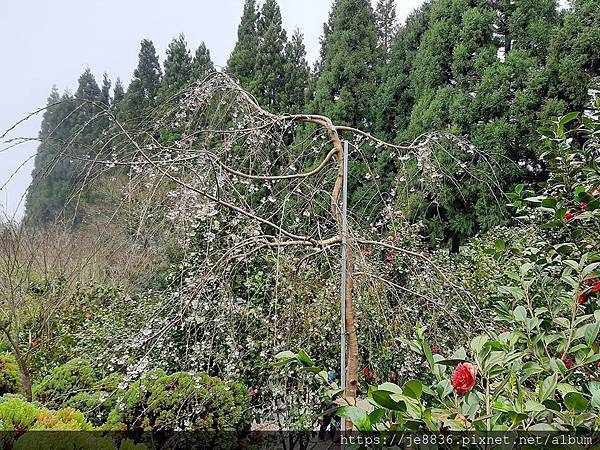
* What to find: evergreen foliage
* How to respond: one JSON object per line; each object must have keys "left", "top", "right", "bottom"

{"left": 25, "top": 87, "right": 77, "bottom": 225}
{"left": 106, "top": 369, "right": 251, "bottom": 431}
{"left": 250, "top": 0, "right": 288, "bottom": 111}
{"left": 23, "top": 0, "right": 600, "bottom": 248}
{"left": 112, "top": 78, "right": 125, "bottom": 109}
{"left": 157, "top": 34, "right": 193, "bottom": 103}
{"left": 192, "top": 42, "right": 215, "bottom": 81}
{"left": 284, "top": 29, "right": 311, "bottom": 112}
{"left": 226, "top": 0, "right": 259, "bottom": 88}
{"left": 120, "top": 39, "right": 162, "bottom": 117}
{"left": 373, "top": 2, "right": 432, "bottom": 139}
{"left": 99, "top": 73, "right": 112, "bottom": 107}
{"left": 310, "top": 0, "right": 378, "bottom": 128}
{"left": 375, "top": 0, "right": 399, "bottom": 59}
{"left": 0, "top": 353, "right": 22, "bottom": 396}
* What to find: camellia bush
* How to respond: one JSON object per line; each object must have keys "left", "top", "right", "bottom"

{"left": 277, "top": 107, "right": 600, "bottom": 432}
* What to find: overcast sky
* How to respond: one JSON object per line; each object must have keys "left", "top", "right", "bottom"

{"left": 0, "top": 0, "right": 426, "bottom": 220}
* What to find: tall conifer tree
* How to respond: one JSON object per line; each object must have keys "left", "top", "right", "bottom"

{"left": 113, "top": 78, "right": 125, "bottom": 110}
{"left": 311, "top": 0, "right": 378, "bottom": 128}
{"left": 545, "top": 0, "right": 600, "bottom": 111}
{"left": 192, "top": 42, "right": 215, "bottom": 81}
{"left": 100, "top": 73, "right": 112, "bottom": 106}
{"left": 251, "top": 0, "right": 288, "bottom": 111}
{"left": 227, "top": 0, "right": 259, "bottom": 88}
{"left": 25, "top": 88, "right": 77, "bottom": 225}
{"left": 157, "top": 34, "right": 193, "bottom": 103}
{"left": 375, "top": 0, "right": 398, "bottom": 60}
{"left": 284, "top": 29, "right": 310, "bottom": 112}
{"left": 121, "top": 39, "right": 162, "bottom": 116}
{"left": 373, "top": 2, "right": 432, "bottom": 139}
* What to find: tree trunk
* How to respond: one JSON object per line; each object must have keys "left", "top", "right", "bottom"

{"left": 344, "top": 241, "right": 359, "bottom": 421}
{"left": 17, "top": 360, "right": 33, "bottom": 401}
{"left": 325, "top": 122, "right": 359, "bottom": 429}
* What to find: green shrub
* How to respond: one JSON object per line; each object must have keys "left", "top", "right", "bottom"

{"left": 0, "top": 353, "right": 23, "bottom": 396}
{"left": 0, "top": 396, "right": 38, "bottom": 431}
{"left": 33, "top": 358, "right": 98, "bottom": 410}
{"left": 106, "top": 369, "right": 252, "bottom": 431}
{"left": 0, "top": 395, "right": 92, "bottom": 431}
{"left": 31, "top": 407, "right": 92, "bottom": 430}
{"left": 64, "top": 373, "right": 123, "bottom": 426}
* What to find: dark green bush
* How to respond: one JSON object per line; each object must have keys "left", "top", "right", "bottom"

{"left": 33, "top": 358, "right": 98, "bottom": 410}
{"left": 106, "top": 369, "right": 252, "bottom": 431}
{"left": 32, "top": 359, "right": 123, "bottom": 426}
{"left": 0, "top": 353, "right": 23, "bottom": 395}
{"left": 64, "top": 373, "right": 122, "bottom": 426}
{"left": 0, "top": 353, "right": 22, "bottom": 396}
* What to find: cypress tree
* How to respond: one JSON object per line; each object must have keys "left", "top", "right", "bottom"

{"left": 73, "top": 68, "right": 104, "bottom": 141}
{"left": 100, "top": 73, "right": 112, "bottom": 106}
{"left": 227, "top": 0, "right": 259, "bottom": 88}
{"left": 192, "top": 42, "right": 215, "bottom": 81}
{"left": 121, "top": 39, "right": 162, "bottom": 117}
{"left": 284, "top": 29, "right": 310, "bottom": 112}
{"left": 157, "top": 34, "right": 193, "bottom": 103}
{"left": 75, "top": 68, "right": 102, "bottom": 102}
{"left": 251, "top": 0, "right": 288, "bottom": 111}
{"left": 310, "top": 0, "right": 380, "bottom": 218}
{"left": 391, "top": 0, "right": 565, "bottom": 248}
{"left": 311, "top": 0, "right": 378, "bottom": 128}
{"left": 545, "top": 0, "right": 600, "bottom": 111}
{"left": 313, "top": 7, "right": 335, "bottom": 79}
{"left": 508, "top": 0, "right": 558, "bottom": 60}
{"left": 24, "top": 89, "right": 77, "bottom": 225}
{"left": 375, "top": 0, "right": 398, "bottom": 60}
{"left": 373, "top": 2, "right": 432, "bottom": 139}
{"left": 113, "top": 78, "right": 125, "bottom": 110}
{"left": 97, "top": 72, "right": 112, "bottom": 134}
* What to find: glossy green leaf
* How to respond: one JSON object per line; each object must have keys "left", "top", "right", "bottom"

{"left": 564, "top": 392, "right": 589, "bottom": 413}
{"left": 403, "top": 380, "right": 423, "bottom": 400}
{"left": 539, "top": 373, "right": 557, "bottom": 402}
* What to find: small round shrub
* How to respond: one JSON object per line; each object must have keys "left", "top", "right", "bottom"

{"left": 0, "top": 396, "right": 38, "bottom": 431}
{"left": 0, "top": 353, "right": 23, "bottom": 396}
{"left": 31, "top": 407, "right": 92, "bottom": 430}
{"left": 0, "top": 394, "right": 92, "bottom": 431}
{"left": 106, "top": 369, "right": 252, "bottom": 431}
{"left": 33, "top": 358, "right": 98, "bottom": 409}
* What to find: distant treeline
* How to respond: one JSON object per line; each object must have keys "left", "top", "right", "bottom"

{"left": 25, "top": 0, "right": 599, "bottom": 246}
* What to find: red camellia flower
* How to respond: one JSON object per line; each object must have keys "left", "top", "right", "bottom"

{"left": 578, "top": 293, "right": 587, "bottom": 305}
{"left": 363, "top": 367, "right": 375, "bottom": 381}
{"left": 451, "top": 363, "right": 476, "bottom": 396}
{"left": 592, "top": 281, "right": 600, "bottom": 293}
{"left": 565, "top": 360, "right": 574, "bottom": 368}
{"left": 565, "top": 212, "right": 574, "bottom": 220}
